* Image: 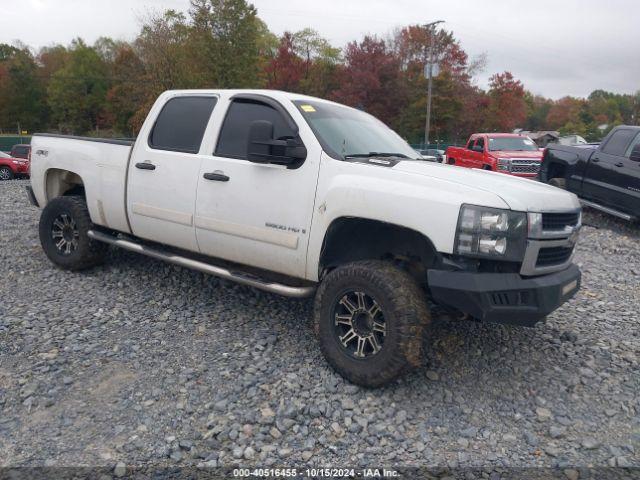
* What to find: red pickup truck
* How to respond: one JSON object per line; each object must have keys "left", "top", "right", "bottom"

{"left": 445, "top": 133, "right": 543, "bottom": 178}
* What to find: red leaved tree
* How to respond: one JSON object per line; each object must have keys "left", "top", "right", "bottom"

{"left": 486, "top": 71, "right": 527, "bottom": 132}
{"left": 264, "top": 32, "right": 305, "bottom": 91}
{"left": 331, "top": 36, "right": 405, "bottom": 126}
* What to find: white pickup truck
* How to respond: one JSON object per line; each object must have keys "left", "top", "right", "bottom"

{"left": 27, "top": 89, "right": 582, "bottom": 387}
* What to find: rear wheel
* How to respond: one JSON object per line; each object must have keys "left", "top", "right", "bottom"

{"left": 0, "top": 166, "right": 13, "bottom": 180}
{"left": 549, "top": 178, "right": 566, "bottom": 189}
{"left": 314, "top": 260, "right": 430, "bottom": 387}
{"left": 39, "top": 196, "right": 107, "bottom": 270}
{"left": 447, "top": 158, "right": 456, "bottom": 165}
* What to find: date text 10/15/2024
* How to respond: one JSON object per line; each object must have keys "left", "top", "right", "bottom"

{"left": 233, "top": 468, "right": 399, "bottom": 477}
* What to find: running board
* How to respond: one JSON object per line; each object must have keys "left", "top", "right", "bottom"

{"left": 580, "top": 199, "right": 634, "bottom": 221}
{"left": 87, "top": 230, "right": 316, "bottom": 298}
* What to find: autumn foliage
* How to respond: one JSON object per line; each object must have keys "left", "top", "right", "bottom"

{"left": 0, "top": 0, "right": 638, "bottom": 144}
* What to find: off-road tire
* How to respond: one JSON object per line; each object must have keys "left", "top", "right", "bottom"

{"left": 0, "top": 166, "right": 14, "bottom": 181}
{"left": 314, "top": 260, "right": 430, "bottom": 387}
{"left": 39, "top": 196, "right": 107, "bottom": 270}
{"left": 549, "top": 177, "right": 566, "bottom": 189}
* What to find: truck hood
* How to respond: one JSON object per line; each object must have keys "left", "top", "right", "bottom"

{"left": 394, "top": 161, "right": 580, "bottom": 212}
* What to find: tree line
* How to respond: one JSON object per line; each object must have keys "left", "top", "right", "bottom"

{"left": 0, "top": 0, "right": 638, "bottom": 144}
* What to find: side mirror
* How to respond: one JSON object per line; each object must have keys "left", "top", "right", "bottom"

{"left": 630, "top": 143, "right": 640, "bottom": 163}
{"left": 247, "top": 120, "right": 307, "bottom": 166}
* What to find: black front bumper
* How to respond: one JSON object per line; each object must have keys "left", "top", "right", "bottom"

{"left": 427, "top": 264, "right": 581, "bottom": 327}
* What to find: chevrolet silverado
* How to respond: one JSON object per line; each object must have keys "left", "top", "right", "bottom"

{"left": 27, "top": 90, "right": 582, "bottom": 387}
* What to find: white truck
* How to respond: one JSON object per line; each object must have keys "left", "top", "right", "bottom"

{"left": 27, "top": 90, "right": 582, "bottom": 387}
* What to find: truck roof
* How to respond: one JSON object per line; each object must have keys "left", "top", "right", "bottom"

{"left": 472, "top": 133, "right": 530, "bottom": 138}
{"left": 160, "top": 89, "right": 342, "bottom": 107}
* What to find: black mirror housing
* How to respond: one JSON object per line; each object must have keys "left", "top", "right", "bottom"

{"left": 247, "top": 120, "right": 307, "bottom": 167}
{"left": 247, "top": 120, "right": 273, "bottom": 164}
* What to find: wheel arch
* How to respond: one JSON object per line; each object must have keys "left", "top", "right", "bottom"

{"left": 318, "top": 217, "right": 441, "bottom": 282}
{"left": 44, "top": 168, "right": 86, "bottom": 203}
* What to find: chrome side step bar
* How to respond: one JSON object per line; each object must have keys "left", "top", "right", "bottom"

{"left": 87, "top": 230, "right": 316, "bottom": 298}
{"left": 580, "top": 199, "right": 634, "bottom": 221}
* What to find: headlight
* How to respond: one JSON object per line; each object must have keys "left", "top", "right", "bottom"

{"left": 497, "top": 158, "right": 511, "bottom": 171}
{"left": 455, "top": 204, "right": 528, "bottom": 261}
{"left": 12, "top": 160, "right": 20, "bottom": 164}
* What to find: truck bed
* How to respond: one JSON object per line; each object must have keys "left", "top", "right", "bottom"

{"left": 30, "top": 133, "right": 134, "bottom": 234}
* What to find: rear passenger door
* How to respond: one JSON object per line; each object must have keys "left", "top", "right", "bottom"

{"left": 583, "top": 128, "right": 638, "bottom": 208}
{"left": 127, "top": 95, "right": 217, "bottom": 252}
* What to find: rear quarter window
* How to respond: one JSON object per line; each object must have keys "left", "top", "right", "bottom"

{"left": 149, "top": 96, "right": 217, "bottom": 153}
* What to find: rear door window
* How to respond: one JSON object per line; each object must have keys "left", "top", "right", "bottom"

{"left": 149, "top": 96, "right": 217, "bottom": 153}
{"left": 475, "top": 137, "right": 485, "bottom": 151}
{"left": 601, "top": 129, "right": 637, "bottom": 157}
{"left": 466, "top": 138, "right": 476, "bottom": 149}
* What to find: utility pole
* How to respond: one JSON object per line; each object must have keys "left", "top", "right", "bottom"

{"left": 423, "top": 20, "right": 444, "bottom": 148}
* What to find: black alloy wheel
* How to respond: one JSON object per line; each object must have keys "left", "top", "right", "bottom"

{"left": 332, "top": 290, "right": 387, "bottom": 359}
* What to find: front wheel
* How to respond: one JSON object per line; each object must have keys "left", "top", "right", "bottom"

{"left": 39, "top": 196, "right": 107, "bottom": 270}
{"left": 0, "top": 166, "right": 14, "bottom": 180}
{"left": 314, "top": 261, "right": 430, "bottom": 387}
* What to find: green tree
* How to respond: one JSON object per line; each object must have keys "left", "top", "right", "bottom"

{"left": 106, "top": 45, "right": 147, "bottom": 135}
{"left": 0, "top": 45, "right": 47, "bottom": 132}
{"left": 188, "top": 0, "right": 261, "bottom": 88}
{"left": 47, "top": 39, "right": 109, "bottom": 134}
{"left": 135, "top": 10, "right": 193, "bottom": 91}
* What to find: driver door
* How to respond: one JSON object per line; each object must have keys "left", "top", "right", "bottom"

{"left": 473, "top": 137, "right": 486, "bottom": 169}
{"left": 194, "top": 96, "right": 321, "bottom": 278}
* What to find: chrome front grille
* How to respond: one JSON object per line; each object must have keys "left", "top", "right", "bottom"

{"left": 521, "top": 210, "right": 581, "bottom": 276}
{"left": 509, "top": 158, "right": 541, "bottom": 174}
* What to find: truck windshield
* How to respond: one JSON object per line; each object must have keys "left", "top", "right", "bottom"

{"left": 488, "top": 137, "right": 538, "bottom": 151}
{"left": 292, "top": 100, "right": 418, "bottom": 160}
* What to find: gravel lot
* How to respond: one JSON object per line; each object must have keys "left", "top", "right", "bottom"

{"left": 1, "top": 179, "right": 639, "bottom": 475}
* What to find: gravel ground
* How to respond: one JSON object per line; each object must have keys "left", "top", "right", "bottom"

{"left": 0, "top": 179, "right": 639, "bottom": 475}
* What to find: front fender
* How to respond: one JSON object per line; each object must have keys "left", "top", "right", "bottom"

{"left": 305, "top": 155, "right": 509, "bottom": 281}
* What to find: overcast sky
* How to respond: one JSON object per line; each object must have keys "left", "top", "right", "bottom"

{"left": 2, "top": 0, "right": 639, "bottom": 99}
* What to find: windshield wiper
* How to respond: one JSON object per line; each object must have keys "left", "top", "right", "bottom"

{"left": 345, "top": 152, "right": 409, "bottom": 159}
